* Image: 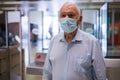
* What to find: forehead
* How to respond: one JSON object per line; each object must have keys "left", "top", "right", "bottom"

{"left": 60, "top": 4, "right": 78, "bottom": 14}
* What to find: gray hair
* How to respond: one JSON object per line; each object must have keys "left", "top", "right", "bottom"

{"left": 59, "top": 2, "right": 81, "bottom": 18}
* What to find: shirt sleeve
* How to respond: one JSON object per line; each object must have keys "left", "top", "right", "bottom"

{"left": 42, "top": 39, "right": 54, "bottom": 80}
{"left": 92, "top": 39, "right": 106, "bottom": 80}
{"left": 42, "top": 53, "right": 52, "bottom": 80}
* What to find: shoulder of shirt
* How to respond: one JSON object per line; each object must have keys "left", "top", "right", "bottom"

{"left": 78, "top": 29, "right": 98, "bottom": 42}
{"left": 51, "top": 30, "right": 98, "bottom": 42}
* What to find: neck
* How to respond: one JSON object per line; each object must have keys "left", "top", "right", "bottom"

{"left": 64, "top": 29, "right": 77, "bottom": 43}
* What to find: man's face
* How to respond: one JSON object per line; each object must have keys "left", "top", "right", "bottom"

{"left": 59, "top": 4, "right": 79, "bottom": 20}
{"left": 59, "top": 4, "right": 82, "bottom": 26}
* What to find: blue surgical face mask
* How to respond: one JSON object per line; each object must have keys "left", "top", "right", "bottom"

{"left": 59, "top": 18, "right": 77, "bottom": 33}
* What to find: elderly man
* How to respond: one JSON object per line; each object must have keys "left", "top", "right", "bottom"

{"left": 43, "top": 2, "right": 106, "bottom": 80}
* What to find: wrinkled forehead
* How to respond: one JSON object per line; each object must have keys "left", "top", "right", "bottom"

{"left": 60, "top": 3, "right": 80, "bottom": 16}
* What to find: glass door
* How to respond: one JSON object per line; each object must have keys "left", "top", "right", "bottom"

{"left": 28, "top": 11, "right": 43, "bottom": 64}
{"left": 107, "top": 6, "right": 120, "bottom": 58}
{"left": 26, "top": 10, "right": 44, "bottom": 75}
{"left": 7, "top": 11, "right": 22, "bottom": 80}
{"left": 99, "top": 2, "right": 108, "bottom": 57}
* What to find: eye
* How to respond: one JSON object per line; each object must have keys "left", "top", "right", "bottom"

{"left": 60, "top": 13, "right": 66, "bottom": 18}
{"left": 68, "top": 13, "right": 75, "bottom": 18}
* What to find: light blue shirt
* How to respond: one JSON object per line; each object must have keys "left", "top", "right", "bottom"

{"left": 43, "top": 29, "right": 106, "bottom": 80}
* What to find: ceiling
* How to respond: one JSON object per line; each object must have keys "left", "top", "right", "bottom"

{"left": 0, "top": 1, "right": 120, "bottom": 9}
{"left": 0, "top": 1, "right": 120, "bottom": 15}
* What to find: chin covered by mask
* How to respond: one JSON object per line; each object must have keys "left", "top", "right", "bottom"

{"left": 59, "top": 18, "right": 78, "bottom": 33}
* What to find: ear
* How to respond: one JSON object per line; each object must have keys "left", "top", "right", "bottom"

{"left": 77, "top": 16, "right": 82, "bottom": 26}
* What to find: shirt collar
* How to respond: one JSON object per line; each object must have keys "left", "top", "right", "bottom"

{"left": 59, "top": 29, "right": 83, "bottom": 42}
